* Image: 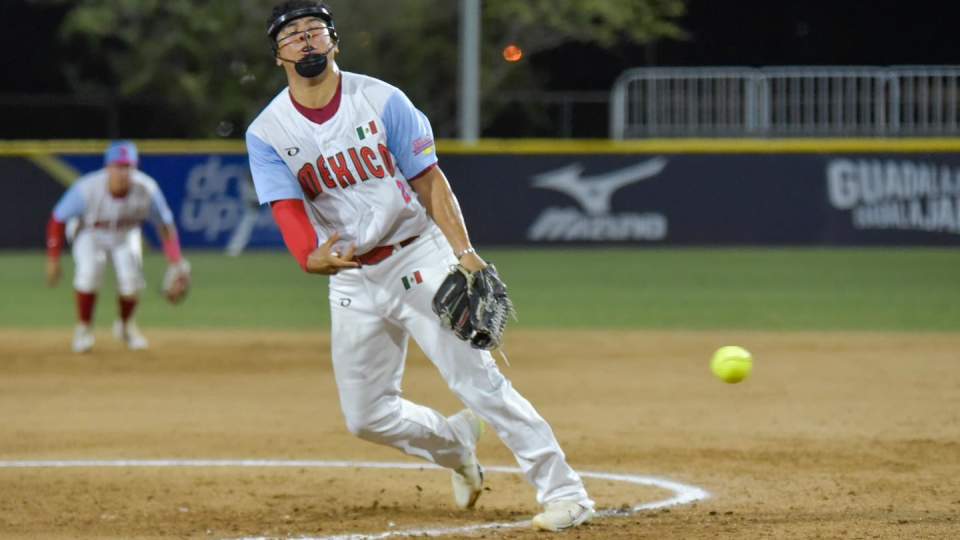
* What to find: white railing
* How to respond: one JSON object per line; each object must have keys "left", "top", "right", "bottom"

{"left": 610, "top": 66, "right": 960, "bottom": 138}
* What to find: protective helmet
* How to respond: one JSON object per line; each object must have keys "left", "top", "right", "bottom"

{"left": 267, "top": 1, "right": 338, "bottom": 51}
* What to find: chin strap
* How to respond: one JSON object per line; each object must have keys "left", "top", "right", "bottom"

{"left": 276, "top": 42, "right": 338, "bottom": 78}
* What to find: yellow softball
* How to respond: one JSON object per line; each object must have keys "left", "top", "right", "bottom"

{"left": 710, "top": 345, "right": 753, "bottom": 384}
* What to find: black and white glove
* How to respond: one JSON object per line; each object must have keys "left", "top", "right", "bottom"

{"left": 432, "top": 264, "right": 515, "bottom": 350}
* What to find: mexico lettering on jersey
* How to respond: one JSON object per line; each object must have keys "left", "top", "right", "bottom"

{"left": 245, "top": 71, "right": 439, "bottom": 255}
{"left": 53, "top": 169, "right": 175, "bottom": 235}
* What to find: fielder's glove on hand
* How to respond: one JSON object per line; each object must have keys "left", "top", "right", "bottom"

{"left": 432, "top": 264, "right": 515, "bottom": 350}
{"left": 162, "top": 260, "right": 191, "bottom": 305}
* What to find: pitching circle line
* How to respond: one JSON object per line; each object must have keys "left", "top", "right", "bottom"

{"left": 0, "top": 459, "right": 710, "bottom": 540}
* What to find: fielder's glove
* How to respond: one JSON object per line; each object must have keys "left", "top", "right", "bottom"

{"left": 162, "top": 260, "right": 191, "bottom": 305}
{"left": 432, "top": 264, "right": 515, "bottom": 350}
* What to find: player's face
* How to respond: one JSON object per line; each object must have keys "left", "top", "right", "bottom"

{"left": 107, "top": 163, "right": 133, "bottom": 195}
{"left": 275, "top": 17, "right": 335, "bottom": 61}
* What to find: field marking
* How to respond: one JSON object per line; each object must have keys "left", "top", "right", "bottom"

{"left": 0, "top": 459, "right": 709, "bottom": 539}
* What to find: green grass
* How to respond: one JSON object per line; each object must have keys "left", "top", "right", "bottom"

{"left": 3, "top": 248, "right": 959, "bottom": 331}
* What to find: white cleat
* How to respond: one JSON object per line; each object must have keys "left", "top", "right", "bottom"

{"left": 531, "top": 500, "right": 595, "bottom": 532}
{"left": 452, "top": 455, "right": 484, "bottom": 510}
{"left": 72, "top": 324, "right": 95, "bottom": 353}
{"left": 113, "top": 319, "right": 149, "bottom": 350}
{"left": 449, "top": 409, "right": 485, "bottom": 509}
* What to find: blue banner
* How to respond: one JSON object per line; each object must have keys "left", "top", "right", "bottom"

{"left": 60, "top": 154, "right": 283, "bottom": 249}
{"left": 6, "top": 148, "right": 959, "bottom": 249}
{"left": 440, "top": 153, "right": 960, "bottom": 246}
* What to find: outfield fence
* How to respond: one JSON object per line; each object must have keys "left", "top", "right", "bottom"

{"left": 610, "top": 66, "right": 960, "bottom": 139}
{"left": 4, "top": 139, "right": 960, "bottom": 249}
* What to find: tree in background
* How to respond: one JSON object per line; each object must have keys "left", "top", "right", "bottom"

{"left": 57, "top": 0, "right": 281, "bottom": 138}
{"left": 55, "top": 0, "right": 684, "bottom": 138}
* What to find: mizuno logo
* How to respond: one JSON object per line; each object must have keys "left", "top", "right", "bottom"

{"left": 285, "top": 147, "right": 300, "bottom": 156}
{"left": 531, "top": 158, "right": 668, "bottom": 216}
{"left": 526, "top": 158, "right": 670, "bottom": 242}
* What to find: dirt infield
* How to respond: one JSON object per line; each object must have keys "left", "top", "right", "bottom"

{"left": 1, "top": 329, "right": 958, "bottom": 539}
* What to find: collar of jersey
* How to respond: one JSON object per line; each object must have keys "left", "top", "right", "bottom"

{"left": 289, "top": 75, "right": 343, "bottom": 125}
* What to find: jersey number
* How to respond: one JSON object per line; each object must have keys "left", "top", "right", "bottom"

{"left": 396, "top": 180, "right": 412, "bottom": 203}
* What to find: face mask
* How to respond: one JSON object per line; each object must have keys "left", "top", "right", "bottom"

{"left": 295, "top": 52, "right": 328, "bottom": 78}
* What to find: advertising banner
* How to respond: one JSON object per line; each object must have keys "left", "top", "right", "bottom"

{"left": 5, "top": 146, "right": 960, "bottom": 248}
{"left": 442, "top": 153, "right": 960, "bottom": 246}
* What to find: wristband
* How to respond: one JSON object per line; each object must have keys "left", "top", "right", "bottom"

{"left": 456, "top": 247, "right": 476, "bottom": 260}
{"left": 162, "top": 234, "right": 183, "bottom": 264}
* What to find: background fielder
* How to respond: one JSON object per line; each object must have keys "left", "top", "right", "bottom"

{"left": 46, "top": 141, "right": 189, "bottom": 353}
{"left": 245, "top": 1, "right": 595, "bottom": 532}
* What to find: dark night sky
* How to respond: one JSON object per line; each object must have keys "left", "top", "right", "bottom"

{"left": 5, "top": 0, "right": 960, "bottom": 94}
{"left": 662, "top": 0, "right": 959, "bottom": 66}
{"left": 2, "top": 0, "right": 959, "bottom": 136}
{"left": 542, "top": 0, "right": 960, "bottom": 91}
{"left": 1, "top": 2, "right": 71, "bottom": 93}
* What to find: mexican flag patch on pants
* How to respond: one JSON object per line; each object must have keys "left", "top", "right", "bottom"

{"left": 402, "top": 271, "right": 423, "bottom": 290}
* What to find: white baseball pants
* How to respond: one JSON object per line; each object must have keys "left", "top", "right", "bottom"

{"left": 328, "top": 227, "right": 593, "bottom": 507}
{"left": 72, "top": 227, "right": 145, "bottom": 296}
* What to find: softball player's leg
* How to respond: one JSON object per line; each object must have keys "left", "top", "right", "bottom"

{"left": 110, "top": 228, "right": 148, "bottom": 350}
{"left": 70, "top": 230, "right": 106, "bottom": 353}
{"left": 389, "top": 231, "right": 594, "bottom": 510}
{"left": 329, "top": 270, "right": 479, "bottom": 472}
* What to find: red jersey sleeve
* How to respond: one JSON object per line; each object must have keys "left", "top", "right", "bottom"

{"left": 271, "top": 199, "right": 318, "bottom": 272}
{"left": 46, "top": 215, "right": 66, "bottom": 259}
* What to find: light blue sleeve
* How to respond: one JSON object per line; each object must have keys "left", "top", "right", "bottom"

{"left": 382, "top": 90, "right": 438, "bottom": 180}
{"left": 246, "top": 131, "right": 302, "bottom": 204}
{"left": 52, "top": 183, "right": 85, "bottom": 221}
{"left": 149, "top": 186, "right": 175, "bottom": 226}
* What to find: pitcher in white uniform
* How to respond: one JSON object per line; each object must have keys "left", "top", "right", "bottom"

{"left": 246, "top": 2, "right": 594, "bottom": 531}
{"left": 46, "top": 141, "right": 188, "bottom": 353}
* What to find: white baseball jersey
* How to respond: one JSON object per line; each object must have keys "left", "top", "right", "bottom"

{"left": 245, "top": 71, "right": 438, "bottom": 254}
{"left": 53, "top": 168, "right": 175, "bottom": 240}
{"left": 53, "top": 168, "right": 174, "bottom": 295}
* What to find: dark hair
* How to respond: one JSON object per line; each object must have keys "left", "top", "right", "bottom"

{"left": 267, "top": 1, "right": 335, "bottom": 41}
